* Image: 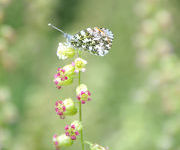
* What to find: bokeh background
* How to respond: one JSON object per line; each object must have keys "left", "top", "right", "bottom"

{"left": 0, "top": 0, "right": 180, "bottom": 150}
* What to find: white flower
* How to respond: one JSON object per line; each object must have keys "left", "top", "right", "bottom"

{"left": 73, "top": 58, "right": 87, "bottom": 73}
{"left": 57, "top": 43, "right": 75, "bottom": 60}
{"left": 53, "top": 134, "right": 72, "bottom": 148}
{"left": 76, "top": 84, "right": 88, "bottom": 95}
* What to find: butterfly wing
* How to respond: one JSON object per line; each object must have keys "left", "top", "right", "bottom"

{"left": 70, "top": 27, "right": 114, "bottom": 56}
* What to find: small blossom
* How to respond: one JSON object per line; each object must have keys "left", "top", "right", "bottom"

{"left": 71, "top": 120, "right": 83, "bottom": 131}
{"left": 57, "top": 42, "right": 75, "bottom": 60}
{"left": 54, "top": 67, "right": 74, "bottom": 89}
{"left": 90, "top": 144, "right": 109, "bottom": 150}
{"left": 53, "top": 134, "right": 73, "bottom": 150}
{"left": 64, "top": 120, "right": 82, "bottom": 140}
{"left": 55, "top": 100, "right": 66, "bottom": 119}
{"left": 55, "top": 98, "right": 77, "bottom": 119}
{"left": 86, "top": 142, "right": 109, "bottom": 150}
{"left": 76, "top": 84, "right": 91, "bottom": 104}
{"left": 63, "top": 98, "right": 77, "bottom": 116}
{"left": 76, "top": 84, "right": 88, "bottom": 94}
{"left": 73, "top": 58, "right": 87, "bottom": 73}
{"left": 63, "top": 64, "right": 75, "bottom": 76}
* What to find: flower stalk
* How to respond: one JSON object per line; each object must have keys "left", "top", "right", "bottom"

{"left": 78, "top": 70, "right": 85, "bottom": 150}
{"left": 77, "top": 50, "right": 85, "bottom": 150}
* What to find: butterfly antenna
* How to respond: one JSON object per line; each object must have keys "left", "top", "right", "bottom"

{"left": 48, "top": 23, "right": 66, "bottom": 35}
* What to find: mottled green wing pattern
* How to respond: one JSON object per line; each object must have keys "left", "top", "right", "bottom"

{"left": 70, "top": 27, "right": 114, "bottom": 56}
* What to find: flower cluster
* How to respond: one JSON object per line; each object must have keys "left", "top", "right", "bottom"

{"left": 85, "top": 142, "right": 108, "bottom": 150}
{"left": 57, "top": 42, "right": 75, "bottom": 60}
{"left": 53, "top": 134, "right": 73, "bottom": 150}
{"left": 76, "top": 84, "right": 91, "bottom": 104}
{"left": 64, "top": 120, "right": 82, "bottom": 140}
{"left": 54, "top": 64, "right": 74, "bottom": 89}
{"left": 90, "top": 144, "right": 108, "bottom": 150}
{"left": 55, "top": 98, "right": 77, "bottom": 119}
{"left": 55, "top": 100, "right": 66, "bottom": 118}
{"left": 73, "top": 57, "right": 87, "bottom": 73}
{"left": 53, "top": 121, "right": 82, "bottom": 150}
{"left": 54, "top": 56, "right": 89, "bottom": 89}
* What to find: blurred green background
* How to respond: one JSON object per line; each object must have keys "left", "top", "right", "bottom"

{"left": 0, "top": 0, "right": 180, "bottom": 150}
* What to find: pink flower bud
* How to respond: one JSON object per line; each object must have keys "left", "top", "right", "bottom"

{"left": 54, "top": 66, "right": 74, "bottom": 89}
{"left": 81, "top": 91, "right": 85, "bottom": 95}
{"left": 57, "top": 86, "right": 61, "bottom": 89}
{"left": 65, "top": 125, "right": 69, "bottom": 130}
{"left": 54, "top": 80, "right": 59, "bottom": 85}
{"left": 81, "top": 100, "right": 86, "bottom": 104}
{"left": 75, "top": 131, "right": 79, "bottom": 136}
{"left": 71, "top": 135, "right": 76, "bottom": 140}
{"left": 55, "top": 100, "right": 66, "bottom": 119}
{"left": 72, "top": 62, "right": 75, "bottom": 66}
{"left": 77, "top": 96, "right": 81, "bottom": 100}
{"left": 55, "top": 108, "right": 59, "bottom": 112}
{"left": 55, "top": 141, "right": 58, "bottom": 145}
{"left": 88, "top": 91, "right": 91, "bottom": 96}
{"left": 71, "top": 124, "right": 75, "bottom": 129}
{"left": 65, "top": 132, "right": 70, "bottom": 136}
{"left": 58, "top": 112, "right": 63, "bottom": 115}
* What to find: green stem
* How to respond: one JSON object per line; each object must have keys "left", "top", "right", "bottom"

{"left": 78, "top": 52, "right": 85, "bottom": 150}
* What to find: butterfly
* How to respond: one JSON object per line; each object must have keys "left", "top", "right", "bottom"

{"left": 48, "top": 24, "right": 114, "bottom": 56}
